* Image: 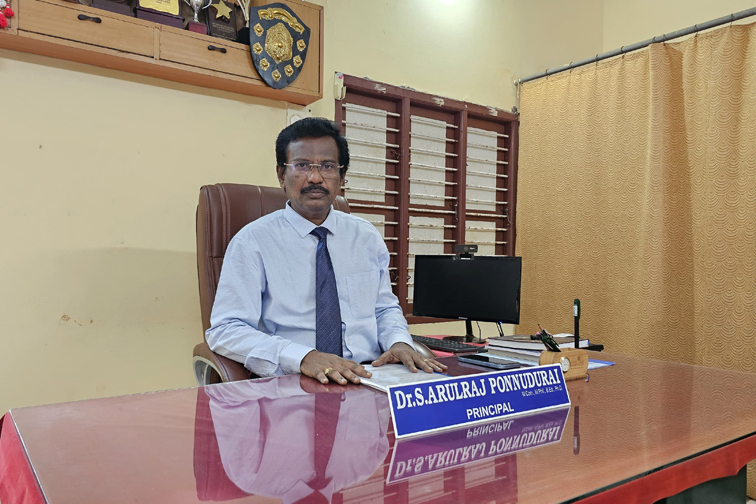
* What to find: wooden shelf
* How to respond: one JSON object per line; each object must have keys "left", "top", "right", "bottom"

{"left": 0, "top": 0, "right": 323, "bottom": 105}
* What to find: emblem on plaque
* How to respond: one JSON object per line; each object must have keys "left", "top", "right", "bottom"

{"left": 248, "top": 3, "right": 310, "bottom": 89}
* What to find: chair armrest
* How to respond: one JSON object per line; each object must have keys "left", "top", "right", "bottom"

{"left": 193, "top": 342, "right": 249, "bottom": 384}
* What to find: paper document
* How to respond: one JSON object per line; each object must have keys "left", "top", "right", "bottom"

{"left": 587, "top": 359, "right": 614, "bottom": 370}
{"left": 360, "top": 364, "right": 447, "bottom": 393}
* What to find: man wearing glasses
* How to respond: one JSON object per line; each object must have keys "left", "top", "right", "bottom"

{"left": 207, "top": 118, "right": 446, "bottom": 385}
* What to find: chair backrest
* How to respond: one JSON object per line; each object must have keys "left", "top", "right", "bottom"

{"left": 196, "top": 183, "right": 350, "bottom": 332}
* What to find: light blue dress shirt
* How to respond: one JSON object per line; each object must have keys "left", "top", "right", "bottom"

{"left": 206, "top": 203, "right": 413, "bottom": 377}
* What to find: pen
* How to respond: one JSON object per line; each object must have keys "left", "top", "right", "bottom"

{"left": 573, "top": 299, "right": 580, "bottom": 349}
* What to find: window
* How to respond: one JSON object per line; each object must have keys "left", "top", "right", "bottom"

{"left": 335, "top": 74, "right": 519, "bottom": 322}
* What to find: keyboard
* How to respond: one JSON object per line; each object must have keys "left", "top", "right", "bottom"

{"left": 411, "top": 335, "right": 483, "bottom": 354}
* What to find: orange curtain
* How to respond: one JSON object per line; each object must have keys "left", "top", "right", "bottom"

{"left": 517, "top": 22, "right": 756, "bottom": 495}
{"left": 518, "top": 22, "right": 756, "bottom": 366}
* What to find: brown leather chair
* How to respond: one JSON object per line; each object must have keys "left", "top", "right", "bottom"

{"left": 192, "top": 184, "right": 352, "bottom": 384}
{"left": 192, "top": 183, "right": 434, "bottom": 385}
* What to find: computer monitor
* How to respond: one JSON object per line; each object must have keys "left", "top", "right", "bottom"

{"left": 412, "top": 255, "right": 522, "bottom": 339}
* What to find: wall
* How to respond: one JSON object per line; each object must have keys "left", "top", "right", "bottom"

{"left": 0, "top": 52, "right": 286, "bottom": 412}
{"left": 512, "top": 0, "right": 605, "bottom": 82}
{"left": 603, "top": 0, "right": 756, "bottom": 51}
{"left": 0, "top": 0, "right": 605, "bottom": 415}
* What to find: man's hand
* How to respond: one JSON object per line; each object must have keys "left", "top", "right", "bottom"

{"left": 300, "top": 350, "right": 372, "bottom": 385}
{"left": 371, "top": 342, "right": 448, "bottom": 373}
{"left": 299, "top": 373, "right": 360, "bottom": 394}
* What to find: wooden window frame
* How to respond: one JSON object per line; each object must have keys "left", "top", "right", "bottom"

{"left": 335, "top": 74, "right": 520, "bottom": 323}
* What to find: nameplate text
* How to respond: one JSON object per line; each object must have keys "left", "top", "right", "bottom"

{"left": 388, "top": 365, "right": 570, "bottom": 438}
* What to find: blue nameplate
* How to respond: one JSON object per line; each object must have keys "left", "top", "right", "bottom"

{"left": 387, "top": 407, "right": 569, "bottom": 484}
{"left": 388, "top": 364, "right": 570, "bottom": 438}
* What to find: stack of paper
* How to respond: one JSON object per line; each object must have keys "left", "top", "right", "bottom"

{"left": 360, "top": 364, "right": 449, "bottom": 393}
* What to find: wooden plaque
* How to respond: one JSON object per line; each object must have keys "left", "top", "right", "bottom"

{"left": 206, "top": 0, "right": 237, "bottom": 41}
{"left": 91, "top": 0, "right": 135, "bottom": 16}
{"left": 137, "top": 0, "right": 180, "bottom": 16}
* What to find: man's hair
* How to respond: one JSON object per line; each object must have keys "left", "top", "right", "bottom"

{"left": 275, "top": 117, "right": 350, "bottom": 175}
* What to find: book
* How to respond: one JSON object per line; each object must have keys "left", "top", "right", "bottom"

{"left": 482, "top": 348, "right": 615, "bottom": 370}
{"left": 487, "top": 334, "right": 589, "bottom": 351}
{"left": 485, "top": 347, "right": 541, "bottom": 362}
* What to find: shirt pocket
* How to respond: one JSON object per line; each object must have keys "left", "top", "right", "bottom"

{"left": 346, "top": 270, "right": 380, "bottom": 319}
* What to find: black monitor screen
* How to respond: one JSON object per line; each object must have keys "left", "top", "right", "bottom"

{"left": 412, "top": 255, "right": 522, "bottom": 324}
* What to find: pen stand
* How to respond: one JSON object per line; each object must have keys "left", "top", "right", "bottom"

{"left": 539, "top": 348, "right": 588, "bottom": 381}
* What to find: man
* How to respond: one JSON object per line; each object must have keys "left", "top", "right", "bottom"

{"left": 207, "top": 118, "right": 446, "bottom": 385}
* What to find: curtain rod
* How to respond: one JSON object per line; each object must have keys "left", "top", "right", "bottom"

{"left": 515, "top": 7, "right": 756, "bottom": 85}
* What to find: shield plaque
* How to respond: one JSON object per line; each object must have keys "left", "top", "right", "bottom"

{"left": 249, "top": 3, "right": 310, "bottom": 89}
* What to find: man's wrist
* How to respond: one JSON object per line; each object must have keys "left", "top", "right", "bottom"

{"left": 280, "top": 343, "right": 317, "bottom": 374}
{"left": 390, "top": 341, "right": 413, "bottom": 351}
{"left": 384, "top": 333, "right": 414, "bottom": 352}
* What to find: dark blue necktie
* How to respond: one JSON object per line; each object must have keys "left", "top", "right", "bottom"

{"left": 310, "top": 227, "right": 343, "bottom": 357}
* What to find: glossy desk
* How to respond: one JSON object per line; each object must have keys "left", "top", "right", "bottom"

{"left": 1, "top": 353, "right": 756, "bottom": 504}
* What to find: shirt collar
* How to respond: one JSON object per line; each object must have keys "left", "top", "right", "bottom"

{"left": 284, "top": 202, "right": 338, "bottom": 238}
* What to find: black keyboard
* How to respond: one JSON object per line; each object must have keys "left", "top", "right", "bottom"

{"left": 411, "top": 335, "right": 483, "bottom": 354}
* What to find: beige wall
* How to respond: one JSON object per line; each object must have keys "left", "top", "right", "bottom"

{"left": 512, "top": 0, "right": 604, "bottom": 80}
{"left": 0, "top": 0, "right": 608, "bottom": 414}
{"left": 0, "top": 52, "right": 287, "bottom": 411}
{"left": 603, "top": 0, "right": 756, "bottom": 51}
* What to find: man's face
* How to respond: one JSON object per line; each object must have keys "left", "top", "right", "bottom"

{"left": 277, "top": 136, "right": 345, "bottom": 225}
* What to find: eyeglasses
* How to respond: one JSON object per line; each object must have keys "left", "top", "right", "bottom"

{"left": 283, "top": 162, "right": 343, "bottom": 178}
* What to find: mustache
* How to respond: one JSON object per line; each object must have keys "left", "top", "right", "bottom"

{"left": 300, "top": 185, "right": 330, "bottom": 196}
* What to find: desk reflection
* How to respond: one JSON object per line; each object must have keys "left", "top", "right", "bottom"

{"left": 194, "top": 375, "right": 390, "bottom": 503}
{"left": 388, "top": 407, "right": 569, "bottom": 485}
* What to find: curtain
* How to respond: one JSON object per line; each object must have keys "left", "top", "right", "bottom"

{"left": 517, "top": 22, "right": 756, "bottom": 495}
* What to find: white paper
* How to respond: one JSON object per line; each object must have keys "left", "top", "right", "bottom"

{"left": 360, "top": 364, "right": 447, "bottom": 393}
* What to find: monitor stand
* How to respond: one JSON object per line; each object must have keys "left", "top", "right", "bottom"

{"left": 443, "top": 320, "right": 485, "bottom": 344}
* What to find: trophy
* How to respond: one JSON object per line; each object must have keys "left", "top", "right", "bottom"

{"left": 183, "top": 0, "right": 211, "bottom": 34}
{"left": 235, "top": 0, "right": 251, "bottom": 45}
